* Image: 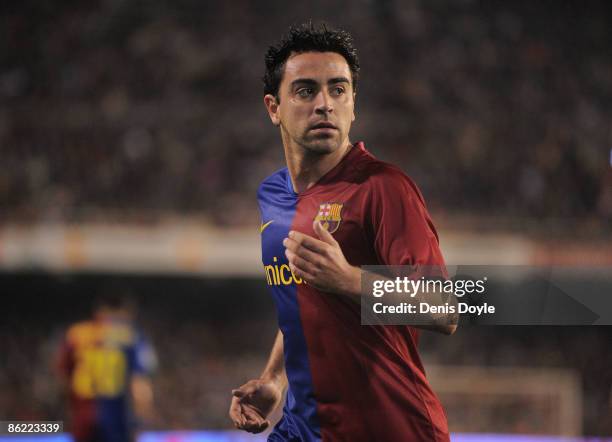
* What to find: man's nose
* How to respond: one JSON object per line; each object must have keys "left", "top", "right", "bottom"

{"left": 314, "top": 91, "right": 333, "bottom": 114}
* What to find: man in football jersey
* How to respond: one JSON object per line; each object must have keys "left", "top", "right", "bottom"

{"left": 57, "top": 294, "right": 157, "bottom": 442}
{"left": 229, "top": 22, "right": 456, "bottom": 442}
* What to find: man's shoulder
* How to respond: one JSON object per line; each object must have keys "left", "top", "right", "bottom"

{"left": 257, "top": 167, "right": 289, "bottom": 199}
{"left": 354, "top": 145, "right": 424, "bottom": 207}
{"left": 352, "top": 147, "right": 420, "bottom": 195}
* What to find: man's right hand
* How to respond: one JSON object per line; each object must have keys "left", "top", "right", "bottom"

{"left": 229, "top": 378, "right": 283, "bottom": 433}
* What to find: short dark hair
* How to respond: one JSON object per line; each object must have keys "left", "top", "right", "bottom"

{"left": 263, "top": 21, "right": 360, "bottom": 100}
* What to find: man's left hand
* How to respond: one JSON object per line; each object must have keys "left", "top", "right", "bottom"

{"left": 283, "top": 220, "right": 361, "bottom": 298}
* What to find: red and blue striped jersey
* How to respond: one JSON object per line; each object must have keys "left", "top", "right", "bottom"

{"left": 257, "top": 142, "right": 450, "bottom": 442}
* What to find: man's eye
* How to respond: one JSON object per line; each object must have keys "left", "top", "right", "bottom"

{"left": 297, "top": 88, "right": 314, "bottom": 98}
{"left": 331, "top": 87, "right": 345, "bottom": 96}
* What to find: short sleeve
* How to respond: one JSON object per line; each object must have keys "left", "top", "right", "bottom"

{"left": 131, "top": 334, "right": 158, "bottom": 375}
{"left": 369, "top": 167, "right": 445, "bottom": 268}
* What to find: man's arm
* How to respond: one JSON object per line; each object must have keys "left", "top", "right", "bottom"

{"left": 229, "top": 330, "right": 286, "bottom": 433}
{"left": 260, "top": 330, "right": 288, "bottom": 390}
{"left": 131, "top": 375, "right": 156, "bottom": 423}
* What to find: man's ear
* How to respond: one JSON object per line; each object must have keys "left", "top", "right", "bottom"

{"left": 351, "top": 91, "right": 357, "bottom": 122}
{"left": 264, "top": 94, "right": 281, "bottom": 126}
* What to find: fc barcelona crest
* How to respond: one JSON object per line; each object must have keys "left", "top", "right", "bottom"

{"left": 314, "top": 202, "right": 343, "bottom": 234}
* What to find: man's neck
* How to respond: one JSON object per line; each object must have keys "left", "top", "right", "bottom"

{"left": 283, "top": 138, "right": 352, "bottom": 194}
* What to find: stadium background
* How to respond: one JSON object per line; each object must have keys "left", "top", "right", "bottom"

{"left": 1, "top": 0, "right": 611, "bottom": 440}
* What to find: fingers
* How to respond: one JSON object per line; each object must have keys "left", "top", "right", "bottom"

{"left": 283, "top": 228, "right": 338, "bottom": 288}
{"left": 232, "top": 380, "right": 260, "bottom": 399}
{"left": 284, "top": 237, "right": 322, "bottom": 265}
{"left": 283, "top": 244, "right": 319, "bottom": 285}
{"left": 248, "top": 420, "right": 270, "bottom": 434}
{"left": 313, "top": 220, "right": 337, "bottom": 245}
{"left": 230, "top": 399, "right": 266, "bottom": 432}
{"left": 232, "top": 389, "right": 246, "bottom": 398}
{"left": 230, "top": 382, "right": 259, "bottom": 429}
{"left": 241, "top": 419, "right": 270, "bottom": 434}
{"left": 229, "top": 397, "right": 246, "bottom": 428}
{"left": 231, "top": 401, "right": 270, "bottom": 434}
{"left": 230, "top": 380, "right": 274, "bottom": 433}
{"left": 289, "top": 263, "right": 316, "bottom": 285}
{"left": 287, "top": 230, "right": 328, "bottom": 254}
{"left": 241, "top": 405, "right": 270, "bottom": 433}
{"left": 284, "top": 247, "right": 319, "bottom": 276}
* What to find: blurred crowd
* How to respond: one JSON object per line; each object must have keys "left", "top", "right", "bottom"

{"left": 1, "top": 0, "right": 611, "bottom": 231}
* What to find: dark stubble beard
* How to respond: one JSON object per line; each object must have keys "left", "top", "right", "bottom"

{"left": 300, "top": 132, "right": 343, "bottom": 155}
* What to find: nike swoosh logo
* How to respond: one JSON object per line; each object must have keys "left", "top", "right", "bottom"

{"left": 260, "top": 220, "right": 274, "bottom": 233}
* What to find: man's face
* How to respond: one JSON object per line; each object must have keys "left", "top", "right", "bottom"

{"left": 265, "top": 51, "right": 356, "bottom": 154}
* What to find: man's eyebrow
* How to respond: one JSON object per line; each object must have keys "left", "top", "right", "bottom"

{"left": 328, "top": 77, "right": 350, "bottom": 85}
{"left": 290, "top": 78, "right": 317, "bottom": 88}
{"left": 290, "top": 77, "right": 351, "bottom": 88}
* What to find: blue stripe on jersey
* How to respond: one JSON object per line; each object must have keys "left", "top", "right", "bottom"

{"left": 257, "top": 168, "right": 321, "bottom": 442}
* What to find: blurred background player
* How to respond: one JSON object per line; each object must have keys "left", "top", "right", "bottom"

{"left": 56, "top": 293, "right": 157, "bottom": 442}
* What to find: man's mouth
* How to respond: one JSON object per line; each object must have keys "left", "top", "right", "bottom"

{"left": 310, "top": 122, "right": 337, "bottom": 131}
